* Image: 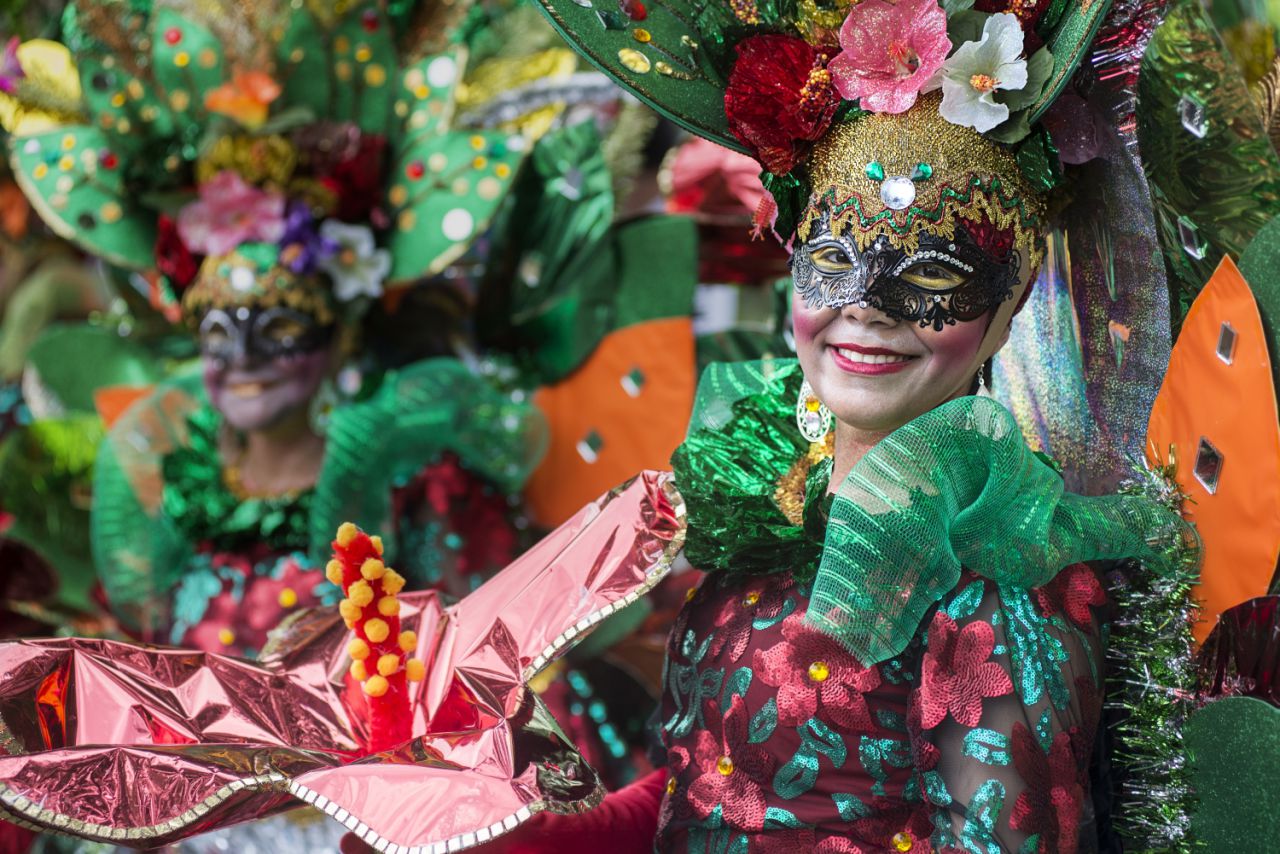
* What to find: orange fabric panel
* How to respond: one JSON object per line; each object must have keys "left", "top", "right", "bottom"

{"left": 525, "top": 317, "right": 696, "bottom": 528}
{"left": 94, "top": 385, "right": 155, "bottom": 430}
{"left": 1146, "top": 256, "right": 1280, "bottom": 645}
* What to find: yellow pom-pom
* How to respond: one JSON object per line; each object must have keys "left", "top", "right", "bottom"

{"left": 278, "top": 587, "right": 298, "bottom": 608}
{"left": 405, "top": 658, "right": 425, "bottom": 682}
{"left": 361, "top": 558, "right": 386, "bottom": 581}
{"left": 336, "top": 522, "right": 358, "bottom": 547}
{"left": 370, "top": 535, "right": 384, "bottom": 555}
{"left": 377, "top": 653, "right": 400, "bottom": 677}
{"left": 339, "top": 599, "right": 362, "bottom": 623}
{"left": 348, "top": 638, "right": 370, "bottom": 660}
{"left": 377, "top": 596, "right": 400, "bottom": 617}
{"left": 350, "top": 659, "right": 368, "bottom": 681}
{"left": 382, "top": 569, "right": 406, "bottom": 595}
{"left": 363, "top": 675, "right": 389, "bottom": 697}
{"left": 398, "top": 630, "right": 417, "bottom": 653}
{"left": 365, "top": 618, "right": 390, "bottom": 643}
{"left": 217, "top": 628, "right": 235, "bottom": 647}
{"left": 348, "top": 580, "right": 374, "bottom": 607}
{"left": 325, "top": 559, "right": 344, "bottom": 586}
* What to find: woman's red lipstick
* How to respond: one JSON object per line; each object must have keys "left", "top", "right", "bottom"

{"left": 828, "top": 342, "right": 916, "bottom": 375}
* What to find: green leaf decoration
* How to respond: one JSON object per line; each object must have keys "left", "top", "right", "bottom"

{"left": 1138, "top": 0, "right": 1280, "bottom": 328}
{"left": 395, "top": 48, "right": 469, "bottom": 143}
{"left": 962, "top": 727, "right": 1012, "bottom": 765}
{"left": 722, "top": 666, "right": 753, "bottom": 712}
{"left": 748, "top": 697, "right": 778, "bottom": 744}
{"left": 1187, "top": 697, "right": 1280, "bottom": 850}
{"left": 150, "top": 6, "right": 226, "bottom": 138}
{"left": 1001, "top": 47, "right": 1054, "bottom": 113}
{"left": 1027, "top": 0, "right": 1113, "bottom": 121}
{"left": 9, "top": 125, "right": 156, "bottom": 268}
{"left": 277, "top": 0, "right": 398, "bottom": 135}
{"left": 383, "top": 127, "right": 529, "bottom": 283}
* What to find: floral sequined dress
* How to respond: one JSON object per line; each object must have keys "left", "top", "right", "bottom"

{"left": 655, "top": 360, "right": 1182, "bottom": 853}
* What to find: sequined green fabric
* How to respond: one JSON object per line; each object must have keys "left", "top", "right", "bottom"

{"left": 161, "top": 404, "right": 312, "bottom": 554}
{"left": 673, "top": 359, "right": 1193, "bottom": 666}
{"left": 672, "top": 360, "right": 820, "bottom": 578}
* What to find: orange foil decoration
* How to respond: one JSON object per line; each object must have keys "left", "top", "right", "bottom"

{"left": 1146, "top": 256, "right": 1280, "bottom": 644}
{"left": 326, "top": 523, "right": 425, "bottom": 753}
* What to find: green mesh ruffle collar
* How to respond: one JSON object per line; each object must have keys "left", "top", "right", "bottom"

{"left": 673, "top": 359, "right": 1194, "bottom": 665}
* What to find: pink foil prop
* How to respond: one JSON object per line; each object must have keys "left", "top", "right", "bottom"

{"left": 0, "top": 472, "right": 684, "bottom": 852}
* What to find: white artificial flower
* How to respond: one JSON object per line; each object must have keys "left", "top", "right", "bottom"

{"left": 317, "top": 220, "right": 391, "bottom": 302}
{"left": 938, "top": 13, "right": 1029, "bottom": 133}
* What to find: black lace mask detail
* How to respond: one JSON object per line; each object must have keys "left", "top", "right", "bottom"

{"left": 790, "top": 214, "right": 1021, "bottom": 330}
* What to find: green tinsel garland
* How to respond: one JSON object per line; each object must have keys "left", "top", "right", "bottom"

{"left": 1107, "top": 459, "right": 1202, "bottom": 851}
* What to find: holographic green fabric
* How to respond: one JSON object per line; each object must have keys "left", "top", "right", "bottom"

{"left": 674, "top": 359, "right": 1193, "bottom": 666}
{"left": 672, "top": 360, "right": 818, "bottom": 579}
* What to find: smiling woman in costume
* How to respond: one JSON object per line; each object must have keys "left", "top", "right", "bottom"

{"left": 474, "top": 0, "right": 1204, "bottom": 850}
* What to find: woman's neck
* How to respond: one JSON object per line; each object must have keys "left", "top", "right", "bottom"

{"left": 230, "top": 409, "right": 326, "bottom": 496}
{"left": 829, "top": 420, "right": 891, "bottom": 493}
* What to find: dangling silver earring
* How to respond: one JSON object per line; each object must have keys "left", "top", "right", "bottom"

{"left": 796, "top": 379, "right": 833, "bottom": 443}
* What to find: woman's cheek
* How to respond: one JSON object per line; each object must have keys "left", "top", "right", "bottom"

{"left": 916, "top": 317, "right": 988, "bottom": 375}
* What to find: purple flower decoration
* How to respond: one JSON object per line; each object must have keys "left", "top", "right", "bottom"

{"left": 278, "top": 201, "right": 337, "bottom": 273}
{"left": 0, "top": 38, "right": 24, "bottom": 95}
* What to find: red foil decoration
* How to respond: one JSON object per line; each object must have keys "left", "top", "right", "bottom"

{"left": 724, "top": 35, "right": 840, "bottom": 177}
{"left": 0, "top": 472, "right": 684, "bottom": 852}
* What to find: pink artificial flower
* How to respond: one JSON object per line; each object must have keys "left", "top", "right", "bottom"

{"left": 176, "top": 170, "right": 287, "bottom": 257}
{"left": 827, "top": 0, "right": 951, "bottom": 114}
{"left": 0, "top": 38, "right": 23, "bottom": 95}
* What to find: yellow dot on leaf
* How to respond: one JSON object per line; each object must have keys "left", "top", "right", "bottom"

{"left": 33, "top": 164, "right": 48, "bottom": 179}
{"left": 365, "top": 618, "right": 390, "bottom": 644}
{"left": 377, "top": 654, "right": 400, "bottom": 677}
{"left": 174, "top": 51, "right": 190, "bottom": 67}
{"left": 495, "top": 163, "right": 511, "bottom": 179}
{"left": 355, "top": 46, "right": 372, "bottom": 63}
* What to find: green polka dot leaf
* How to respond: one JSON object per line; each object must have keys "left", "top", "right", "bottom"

{"left": 385, "top": 129, "right": 529, "bottom": 283}
{"left": 8, "top": 125, "right": 156, "bottom": 269}
{"left": 278, "top": 1, "right": 397, "bottom": 135}
{"left": 394, "top": 48, "right": 467, "bottom": 145}
{"left": 150, "top": 6, "right": 227, "bottom": 139}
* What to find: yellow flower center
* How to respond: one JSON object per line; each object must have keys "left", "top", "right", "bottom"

{"left": 969, "top": 74, "right": 1000, "bottom": 93}
{"left": 799, "top": 67, "right": 832, "bottom": 108}
{"left": 892, "top": 832, "right": 913, "bottom": 852}
{"left": 808, "top": 661, "right": 831, "bottom": 682}
{"left": 888, "top": 41, "right": 920, "bottom": 76}
{"left": 716, "top": 755, "right": 735, "bottom": 776}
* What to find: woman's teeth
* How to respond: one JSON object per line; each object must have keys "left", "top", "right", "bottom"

{"left": 836, "top": 347, "right": 909, "bottom": 364}
{"left": 228, "top": 382, "right": 266, "bottom": 398}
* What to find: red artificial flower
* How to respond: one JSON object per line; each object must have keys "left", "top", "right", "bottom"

{"left": 686, "top": 695, "right": 776, "bottom": 830}
{"left": 724, "top": 34, "right": 840, "bottom": 176}
{"left": 753, "top": 610, "right": 882, "bottom": 731}
{"left": 707, "top": 576, "right": 789, "bottom": 663}
{"left": 1009, "top": 721, "right": 1086, "bottom": 852}
{"left": 330, "top": 133, "right": 388, "bottom": 222}
{"left": 154, "top": 213, "right": 200, "bottom": 289}
{"left": 915, "top": 611, "right": 1013, "bottom": 729}
{"left": 1035, "top": 562, "right": 1107, "bottom": 629}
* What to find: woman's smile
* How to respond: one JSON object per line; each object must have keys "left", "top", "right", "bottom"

{"left": 828, "top": 342, "right": 918, "bottom": 375}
